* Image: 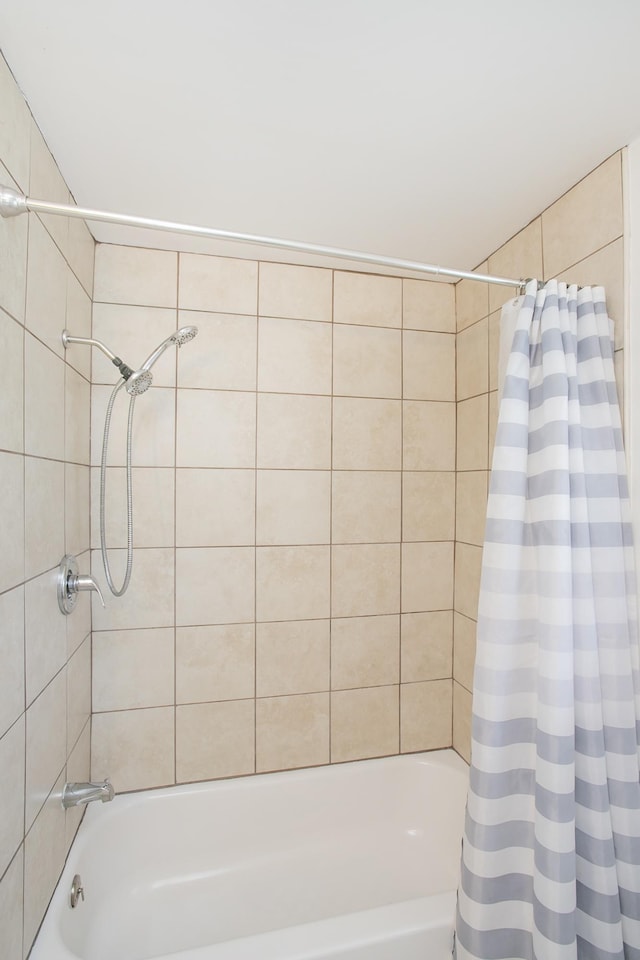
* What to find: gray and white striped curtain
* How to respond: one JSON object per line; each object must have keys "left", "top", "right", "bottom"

{"left": 454, "top": 280, "right": 640, "bottom": 960}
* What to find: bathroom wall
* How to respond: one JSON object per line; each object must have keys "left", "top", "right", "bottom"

{"left": 452, "top": 151, "right": 626, "bottom": 761}
{"left": 0, "top": 55, "right": 95, "bottom": 960}
{"left": 89, "top": 252, "right": 458, "bottom": 790}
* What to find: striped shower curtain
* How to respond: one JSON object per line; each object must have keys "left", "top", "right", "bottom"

{"left": 454, "top": 280, "right": 640, "bottom": 960}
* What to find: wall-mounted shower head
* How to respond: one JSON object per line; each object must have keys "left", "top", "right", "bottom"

{"left": 125, "top": 369, "right": 153, "bottom": 395}
{"left": 61, "top": 326, "right": 198, "bottom": 397}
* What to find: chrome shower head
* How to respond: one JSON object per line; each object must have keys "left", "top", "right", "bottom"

{"left": 140, "top": 326, "right": 199, "bottom": 372}
{"left": 125, "top": 369, "right": 153, "bottom": 396}
{"left": 170, "top": 326, "right": 198, "bottom": 347}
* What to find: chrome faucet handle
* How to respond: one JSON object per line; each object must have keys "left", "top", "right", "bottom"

{"left": 57, "top": 555, "right": 106, "bottom": 614}
{"left": 72, "top": 573, "right": 106, "bottom": 607}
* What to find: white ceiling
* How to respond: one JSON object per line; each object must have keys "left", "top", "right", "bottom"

{"left": 1, "top": 0, "right": 640, "bottom": 279}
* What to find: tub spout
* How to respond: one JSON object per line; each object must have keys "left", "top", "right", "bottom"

{"left": 62, "top": 779, "right": 115, "bottom": 809}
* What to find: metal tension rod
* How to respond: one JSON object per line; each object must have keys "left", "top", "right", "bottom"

{"left": 0, "top": 183, "right": 524, "bottom": 288}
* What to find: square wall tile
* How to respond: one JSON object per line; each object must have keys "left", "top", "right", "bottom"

{"left": 488, "top": 310, "right": 500, "bottom": 392}
{"left": 256, "top": 545, "right": 330, "bottom": 622}
{"left": 65, "top": 364, "right": 91, "bottom": 465}
{"left": 454, "top": 612, "right": 477, "bottom": 692}
{"left": 403, "top": 331, "right": 455, "bottom": 401}
{"left": 94, "top": 244, "right": 177, "bottom": 307}
{"left": 0, "top": 53, "right": 31, "bottom": 189}
{"left": 0, "top": 452, "right": 24, "bottom": 592}
{"left": 0, "top": 718, "right": 25, "bottom": 878}
{"left": 23, "top": 775, "right": 66, "bottom": 954}
{"left": 488, "top": 219, "right": 542, "bottom": 315}
{"left": 92, "top": 467, "right": 175, "bottom": 549}
{"left": 25, "top": 568, "right": 67, "bottom": 706}
{"left": 457, "top": 394, "right": 488, "bottom": 471}
{"left": 176, "top": 547, "right": 255, "bottom": 626}
{"left": 91, "top": 548, "right": 175, "bottom": 631}
{"left": 258, "top": 315, "right": 331, "bottom": 395}
{"left": 402, "top": 472, "right": 454, "bottom": 542}
{"left": 30, "top": 123, "right": 70, "bottom": 257}
{"left": 67, "top": 213, "right": 96, "bottom": 300}
{"left": 177, "top": 700, "right": 255, "bottom": 782}
{"left": 333, "top": 397, "right": 401, "bottom": 470}
{"left": 177, "top": 389, "right": 255, "bottom": 468}
{"left": 66, "top": 637, "right": 91, "bottom": 751}
{"left": 25, "top": 457, "right": 64, "bottom": 581}
{"left": 456, "top": 263, "right": 489, "bottom": 331}
{"left": 257, "top": 393, "right": 331, "bottom": 469}
{"left": 331, "top": 543, "right": 400, "bottom": 618}
{"left": 400, "top": 680, "right": 452, "bottom": 753}
{"left": 92, "top": 303, "right": 179, "bottom": 386}
{"left": 177, "top": 311, "right": 257, "bottom": 391}
{"left": 331, "top": 614, "right": 399, "bottom": 689}
{"left": 93, "top": 628, "right": 175, "bottom": 711}
{"left": 65, "top": 273, "right": 92, "bottom": 380}
{"left": 259, "top": 262, "right": 332, "bottom": 322}
{"left": 402, "top": 279, "right": 455, "bottom": 332}
{"left": 0, "top": 587, "right": 24, "bottom": 738}
{"left": 454, "top": 542, "right": 483, "bottom": 621}
{"left": 403, "top": 401, "right": 455, "bottom": 471}
{"left": 179, "top": 253, "right": 258, "bottom": 314}
{"left": 401, "top": 611, "right": 453, "bottom": 682}
{"left": 92, "top": 385, "right": 176, "bottom": 467}
{"left": 24, "top": 333, "right": 65, "bottom": 460}
{"left": 333, "top": 324, "right": 401, "bottom": 398}
{"left": 176, "top": 624, "right": 255, "bottom": 703}
{"left": 334, "top": 272, "right": 401, "bottom": 327}
{"left": 256, "top": 693, "right": 329, "bottom": 772}
{"left": 453, "top": 681, "right": 472, "bottom": 763}
{"left": 25, "top": 217, "right": 67, "bottom": 356}
{"left": 176, "top": 469, "right": 255, "bottom": 546}
{"left": 92, "top": 707, "right": 175, "bottom": 792}
{"left": 257, "top": 619, "right": 329, "bottom": 697}
{"left": 0, "top": 309, "right": 23, "bottom": 453}
{"left": 256, "top": 470, "right": 330, "bottom": 545}
{"left": 0, "top": 163, "right": 28, "bottom": 325}
{"left": 542, "top": 153, "right": 623, "bottom": 280}
{"left": 456, "top": 471, "right": 488, "bottom": 546}
{"left": 331, "top": 685, "right": 399, "bottom": 762}
{"left": 457, "top": 318, "right": 488, "bottom": 401}
{"left": 489, "top": 391, "right": 499, "bottom": 463}
{"left": 401, "top": 541, "right": 453, "bottom": 613}
{"left": 66, "top": 463, "right": 90, "bottom": 558}
{"left": 0, "top": 849, "right": 23, "bottom": 960}
{"left": 25, "top": 671, "right": 66, "bottom": 831}
{"left": 332, "top": 471, "right": 401, "bottom": 544}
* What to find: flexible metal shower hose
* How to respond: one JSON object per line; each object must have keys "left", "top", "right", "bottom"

{"left": 100, "top": 379, "right": 136, "bottom": 596}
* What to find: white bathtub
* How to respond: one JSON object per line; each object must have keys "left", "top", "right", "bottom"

{"left": 31, "top": 749, "right": 468, "bottom": 960}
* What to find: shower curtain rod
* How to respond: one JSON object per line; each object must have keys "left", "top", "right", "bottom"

{"left": 0, "top": 184, "right": 525, "bottom": 289}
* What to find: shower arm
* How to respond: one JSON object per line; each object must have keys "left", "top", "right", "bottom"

{"left": 0, "top": 184, "right": 526, "bottom": 290}
{"left": 62, "top": 331, "right": 136, "bottom": 380}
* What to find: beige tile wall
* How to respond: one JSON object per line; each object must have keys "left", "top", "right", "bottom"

{"left": 0, "top": 54, "right": 94, "bottom": 960}
{"left": 453, "top": 151, "right": 626, "bottom": 761}
{"left": 90, "top": 250, "right": 457, "bottom": 790}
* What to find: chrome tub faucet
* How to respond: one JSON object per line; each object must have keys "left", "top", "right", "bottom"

{"left": 62, "top": 779, "right": 115, "bottom": 808}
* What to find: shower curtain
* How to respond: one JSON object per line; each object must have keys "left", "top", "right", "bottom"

{"left": 454, "top": 280, "right": 640, "bottom": 960}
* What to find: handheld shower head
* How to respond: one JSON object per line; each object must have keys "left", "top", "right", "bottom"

{"left": 140, "top": 326, "right": 199, "bottom": 372}
{"left": 170, "top": 326, "right": 198, "bottom": 347}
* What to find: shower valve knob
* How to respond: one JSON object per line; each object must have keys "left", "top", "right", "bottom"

{"left": 57, "top": 555, "right": 106, "bottom": 615}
